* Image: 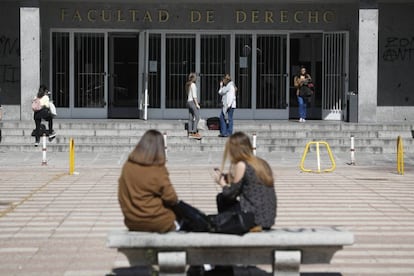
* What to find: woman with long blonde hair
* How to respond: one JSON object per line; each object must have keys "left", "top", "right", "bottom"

{"left": 213, "top": 132, "right": 277, "bottom": 230}
{"left": 186, "top": 72, "right": 201, "bottom": 139}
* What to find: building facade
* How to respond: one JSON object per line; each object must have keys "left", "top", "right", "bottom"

{"left": 1, "top": 0, "right": 413, "bottom": 122}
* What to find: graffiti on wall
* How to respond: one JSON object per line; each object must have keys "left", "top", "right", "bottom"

{"left": 383, "top": 36, "right": 414, "bottom": 62}
{"left": 0, "top": 35, "right": 20, "bottom": 84}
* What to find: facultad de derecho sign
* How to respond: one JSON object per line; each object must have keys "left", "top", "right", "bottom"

{"left": 60, "top": 8, "right": 336, "bottom": 25}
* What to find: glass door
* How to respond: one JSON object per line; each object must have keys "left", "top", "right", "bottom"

{"left": 108, "top": 33, "right": 139, "bottom": 118}
{"left": 199, "top": 34, "right": 230, "bottom": 109}
{"left": 73, "top": 32, "right": 107, "bottom": 118}
{"left": 165, "top": 34, "right": 196, "bottom": 110}
{"left": 255, "top": 34, "right": 289, "bottom": 119}
{"left": 322, "top": 32, "right": 349, "bottom": 120}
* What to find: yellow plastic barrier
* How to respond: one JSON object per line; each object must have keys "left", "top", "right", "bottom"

{"left": 397, "top": 136, "right": 404, "bottom": 175}
{"left": 69, "top": 138, "right": 75, "bottom": 175}
{"left": 300, "top": 141, "right": 336, "bottom": 173}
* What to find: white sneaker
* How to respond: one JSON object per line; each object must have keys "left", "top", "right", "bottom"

{"left": 299, "top": 118, "right": 303, "bottom": 122}
{"left": 302, "top": 118, "right": 306, "bottom": 122}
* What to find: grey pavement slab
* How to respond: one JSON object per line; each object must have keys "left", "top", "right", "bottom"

{"left": 0, "top": 148, "right": 414, "bottom": 275}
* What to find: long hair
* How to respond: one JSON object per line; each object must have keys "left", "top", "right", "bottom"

{"left": 221, "top": 132, "right": 273, "bottom": 186}
{"left": 128, "top": 129, "right": 166, "bottom": 166}
{"left": 37, "top": 85, "right": 49, "bottom": 98}
{"left": 185, "top": 72, "right": 197, "bottom": 95}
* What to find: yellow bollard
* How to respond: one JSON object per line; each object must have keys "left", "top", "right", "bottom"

{"left": 300, "top": 141, "right": 336, "bottom": 173}
{"left": 69, "top": 138, "right": 75, "bottom": 175}
{"left": 397, "top": 136, "right": 404, "bottom": 175}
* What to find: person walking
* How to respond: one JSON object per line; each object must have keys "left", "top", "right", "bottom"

{"left": 32, "top": 85, "right": 56, "bottom": 146}
{"left": 218, "top": 74, "right": 236, "bottom": 137}
{"left": 294, "top": 66, "right": 312, "bottom": 123}
{"left": 186, "top": 72, "right": 202, "bottom": 139}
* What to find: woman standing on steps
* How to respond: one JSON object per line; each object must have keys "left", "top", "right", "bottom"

{"left": 186, "top": 72, "right": 202, "bottom": 140}
{"left": 32, "top": 85, "right": 56, "bottom": 147}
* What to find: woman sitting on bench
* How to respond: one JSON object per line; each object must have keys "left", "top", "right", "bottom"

{"left": 118, "top": 129, "right": 179, "bottom": 233}
{"left": 212, "top": 132, "right": 277, "bottom": 231}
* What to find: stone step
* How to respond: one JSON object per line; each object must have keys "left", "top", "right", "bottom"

{"left": 1, "top": 120, "right": 414, "bottom": 131}
{"left": 1, "top": 127, "right": 412, "bottom": 139}
{"left": 1, "top": 120, "right": 413, "bottom": 153}
{"left": 0, "top": 143, "right": 390, "bottom": 154}
{"left": 2, "top": 133, "right": 412, "bottom": 147}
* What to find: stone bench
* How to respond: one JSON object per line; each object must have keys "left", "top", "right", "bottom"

{"left": 107, "top": 226, "right": 354, "bottom": 276}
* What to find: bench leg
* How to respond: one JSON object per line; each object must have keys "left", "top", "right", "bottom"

{"left": 158, "top": 251, "right": 186, "bottom": 276}
{"left": 273, "top": 250, "right": 301, "bottom": 276}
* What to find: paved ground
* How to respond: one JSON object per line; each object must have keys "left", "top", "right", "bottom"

{"left": 0, "top": 147, "right": 414, "bottom": 275}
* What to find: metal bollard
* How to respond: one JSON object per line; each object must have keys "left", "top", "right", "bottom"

{"left": 41, "top": 134, "right": 47, "bottom": 166}
{"left": 397, "top": 136, "right": 404, "bottom": 175}
{"left": 69, "top": 138, "right": 75, "bottom": 175}
{"left": 252, "top": 133, "right": 257, "bottom": 156}
{"left": 163, "top": 132, "right": 168, "bottom": 161}
{"left": 349, "top": 135, "right": 356, "bottom": 165}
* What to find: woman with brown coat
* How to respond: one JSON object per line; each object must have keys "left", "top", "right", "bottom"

{"left": 118, "top": 129, "right": 179, "bottom": 233}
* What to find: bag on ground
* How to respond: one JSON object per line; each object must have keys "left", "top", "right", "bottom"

{"left": 207, "top": 117, "right": 220, "bottom": 130}
{"left": 197, "top": 118, "right": 207, "bottom": 130}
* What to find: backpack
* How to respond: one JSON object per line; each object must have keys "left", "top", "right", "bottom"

{"left": 32, "top": 97, "right": 42, "bottom": 111}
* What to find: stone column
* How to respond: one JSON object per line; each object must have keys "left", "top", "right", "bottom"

{"left": 358, "top": 0, "right": 378, "bottom": 123}
{"left": 20, "top": 7, "right": 40, "bottom": 120}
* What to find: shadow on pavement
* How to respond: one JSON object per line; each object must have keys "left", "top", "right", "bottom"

{"left": 108, "top": 265, "right": 342, "bottom": 276}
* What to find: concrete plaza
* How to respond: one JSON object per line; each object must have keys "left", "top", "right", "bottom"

{"left": 0, "top": 148, "right": 413, "bottom": 275}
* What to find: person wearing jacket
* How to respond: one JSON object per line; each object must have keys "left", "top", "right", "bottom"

{"left": 218, "top": 74, "right": 236, "bottom": 137}
{"left": 294, "top": 66, "right": 312, "bottom": 123}
{"left": 118, "top": 129, "right": 179, "bottom": 233}
{"left": 33, "top": 85, "right": 56, "bottom": 146}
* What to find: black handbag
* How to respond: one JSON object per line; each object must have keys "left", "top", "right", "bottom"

{"left": 209, "top": 210, "right": 255, "bottom": 235}
{"left": 299, "top": 85, "right": 313, "bottom": 97}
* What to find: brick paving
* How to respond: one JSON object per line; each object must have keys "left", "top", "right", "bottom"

{"left": 0, "top": 150, "right": 413, "bottom": 275}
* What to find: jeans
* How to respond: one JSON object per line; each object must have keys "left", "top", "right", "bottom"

{"left": 187, "top": 101, "right": 200, "bottom": 133}
{"left": 219, "top": 108, "right": 234, "bottom": 136}
{"left": 297, "top": 96, "right": 307, "bottom": 119}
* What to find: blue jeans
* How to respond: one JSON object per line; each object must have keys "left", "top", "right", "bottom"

{"left": 297, "top": 96, "right": 307, "bottom": 119}
{"left": 219, "top": 108, "right": 234, "bottom": 136}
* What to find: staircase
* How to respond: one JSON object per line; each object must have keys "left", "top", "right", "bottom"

{"left": 0, "top": 119, "right": 413, "bottom": 154}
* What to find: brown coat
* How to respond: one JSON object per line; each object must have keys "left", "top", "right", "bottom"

{"left": 118, "top": 161, "right": 178, "bottom": 232}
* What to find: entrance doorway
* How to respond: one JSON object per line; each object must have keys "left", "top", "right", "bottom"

{"left": 108, "top": 33, "right": 139, "bottom": 118}
{"left": 51, "top": 30, "right": 347, "bottom": 120}
{"left": 289, "top": 33, "right": 323, "bottom": 120}
{"left": 289, "top": 32, "right": 349, "bottom": 121}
